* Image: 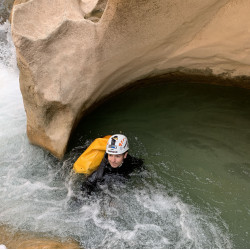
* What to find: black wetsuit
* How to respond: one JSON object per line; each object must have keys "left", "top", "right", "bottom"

{"left": 81, "top": 154, "right": 143, "bottom": 195}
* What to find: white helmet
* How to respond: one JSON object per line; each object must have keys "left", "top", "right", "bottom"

{"left": 106, "top": 134, "right": 129, "bottom": 155}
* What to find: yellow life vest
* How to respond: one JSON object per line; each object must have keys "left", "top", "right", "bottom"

{"left": 73, "top": 135, "right": 111, "bottom": 175}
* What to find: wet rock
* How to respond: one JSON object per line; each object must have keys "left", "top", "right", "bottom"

{"left": 0, "top": 225, "right": 80, "bottom": 249}
{"left": 11, "top": 0, "right": 250, "bottom": 158}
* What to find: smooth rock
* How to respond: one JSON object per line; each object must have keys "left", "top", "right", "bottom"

{"left": 0, "top": 225, "right": 80, "bottom": 249}
{"left": 11, "top": 0, "right": 250, "bottom": 158}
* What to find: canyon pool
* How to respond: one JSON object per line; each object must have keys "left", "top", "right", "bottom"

{"left": 1, "top": 21, "right": 250, "bottom": 248}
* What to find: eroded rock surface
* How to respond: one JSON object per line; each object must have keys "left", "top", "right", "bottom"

{"left": 11, "top": 0, "right": 250, "bottom": 158}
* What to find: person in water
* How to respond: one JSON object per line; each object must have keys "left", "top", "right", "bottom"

{"left": 81, "top": 134, "right": 144, "bottom": 195}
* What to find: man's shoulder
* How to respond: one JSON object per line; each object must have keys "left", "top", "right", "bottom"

{"left": 127, "top": 154, "right": 143, "bottom": 162}
{"left": 124, "top": 154, "right": 144, "bottom": 169}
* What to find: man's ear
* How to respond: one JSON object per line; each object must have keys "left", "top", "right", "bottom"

{"left": 124, "top": 152, "right": 128, "bottom": 158}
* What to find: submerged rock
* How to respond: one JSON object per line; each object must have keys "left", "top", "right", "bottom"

{"left": 11, "top": 0, "right": 250, "bottom": 158}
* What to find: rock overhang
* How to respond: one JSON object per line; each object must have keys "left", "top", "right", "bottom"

{"left": 11, "top": 0, "right": 250, "bottom": 159}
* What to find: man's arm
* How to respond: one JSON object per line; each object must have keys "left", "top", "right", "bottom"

{"left": 81, "top": 155, "right": 107, "bottom": 194}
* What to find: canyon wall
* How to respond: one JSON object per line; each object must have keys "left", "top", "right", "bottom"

{"left": 11, "top": 0, "right": 250, "bottom": 158}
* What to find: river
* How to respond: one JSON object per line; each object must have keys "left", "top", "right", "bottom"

{"left": 1, "top": 18, "right": 250, "bottom": 248}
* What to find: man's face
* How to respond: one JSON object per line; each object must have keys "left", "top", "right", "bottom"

{"left": 108, "top": 152, "right": 128, "bottom": 168}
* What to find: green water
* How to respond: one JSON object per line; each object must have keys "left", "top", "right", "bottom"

{"left": 71, "top": 81, "right": 250, "bottom": 248}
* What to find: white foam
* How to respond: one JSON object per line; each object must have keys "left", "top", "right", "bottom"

{"left": 0, "top": 21, "right": 18, "bottom": 71}
{"left": 0, "top": 22, "right": 23, "bottom": 142}
{"left": 134, "top": 190, "right": 232, "bottom": 248}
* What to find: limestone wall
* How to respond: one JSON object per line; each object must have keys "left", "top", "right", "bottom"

{"left": 11, "top": 0, "right": 250, "bottom": 158}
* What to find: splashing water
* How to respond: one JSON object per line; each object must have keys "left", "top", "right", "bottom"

{"left": 2, "top": 20, "right": 250, "bottom": 248}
